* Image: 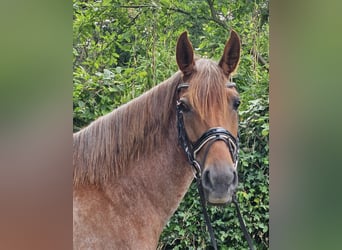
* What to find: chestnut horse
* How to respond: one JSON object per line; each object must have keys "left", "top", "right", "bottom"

{"left": 73, "top": 30, "right": 241, "bottom": 249}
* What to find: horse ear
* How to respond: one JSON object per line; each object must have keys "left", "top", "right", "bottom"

{"left": 219, "top": 30, "right": 241, "bottom": 77}
{"left": 176, "top": 31, "right": 195, "bottom": 76}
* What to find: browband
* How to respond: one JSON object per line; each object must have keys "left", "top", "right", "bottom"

{"left": 177, "top": 82, "right": 236, "bottom": 91}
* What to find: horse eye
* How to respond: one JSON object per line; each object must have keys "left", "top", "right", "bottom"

{"left": 178, "top": 100, "right": 191, "bottom": 113}
{"left": 233, "top": 99, "right": 241, "bottom": 110}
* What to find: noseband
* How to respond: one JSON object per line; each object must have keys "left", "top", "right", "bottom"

{"left": 176, "top": 82, "right": 239, "bottom": 178}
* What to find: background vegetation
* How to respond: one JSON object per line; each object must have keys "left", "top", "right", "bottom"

{"left": 73, "top": 0, "right": 269, "bottom": 249}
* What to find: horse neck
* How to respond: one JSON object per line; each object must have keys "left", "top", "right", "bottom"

{"left": 102, "top": 128, "right": 194, "bottom": 230}
{"left": 99, "top": 78, "right": 195, "bottom": 234}
{"left": 140, "top": 132, "right": 194, "bottom": 217}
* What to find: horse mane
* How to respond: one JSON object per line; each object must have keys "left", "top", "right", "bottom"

{"left": 73, "top": 58, "right": 229, "bottom": 186}
{"left": 73, "top": 72, "right": 182, "bottom": 186}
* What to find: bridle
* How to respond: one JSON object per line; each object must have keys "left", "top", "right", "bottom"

{"left": 176, "top": 82, "right": 239, "bottom": 178}
{"left": 176, "top": 82, "right": 255, "bottom": 250}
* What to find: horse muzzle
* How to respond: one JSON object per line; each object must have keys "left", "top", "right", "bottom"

{"left": 201, "top": 162, "right": 238, "bottom": 205}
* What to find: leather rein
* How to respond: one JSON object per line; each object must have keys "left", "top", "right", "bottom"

{"left": 176, "top": 82, "right": 255, "bottom": 250}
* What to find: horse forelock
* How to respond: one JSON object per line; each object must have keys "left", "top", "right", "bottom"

{"left": 187, "top": 59, "right": 229, "bottom": 121}
{"left": 73, "top": 73, "right": 182, "bottom": 186}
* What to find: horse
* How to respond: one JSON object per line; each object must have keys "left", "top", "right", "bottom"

{"left": 73, "top": 30, "right": 241, "bottom": 249}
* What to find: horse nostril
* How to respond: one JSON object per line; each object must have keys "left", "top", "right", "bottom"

{"left": 203, "top": 170, "right": 213, "bottom": 191}
{"left": 202, "top": 167, "right": 238, "bottom": 192}
{"left": 233, "top": 170, "right": 238, "bottom": 185}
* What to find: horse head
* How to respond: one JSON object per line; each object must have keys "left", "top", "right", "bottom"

{"left": 176, "top": 30, "right": 241, "bottom": 205}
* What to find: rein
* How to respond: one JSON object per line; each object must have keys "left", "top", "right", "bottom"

{"left": 176, "top": 82, "right": 255, "bottom": 250}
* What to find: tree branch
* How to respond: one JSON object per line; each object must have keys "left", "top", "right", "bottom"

{"left": 119, "top": 5, "right": 152, "bottom": 9}
{"left": 119, "top": 3, "right": 269, "bottom": 71}
{"left": 251, "top": 47, "right": 269, "bottom": 72}
{"left": 205, "top": 0, "right": 269, "bottom": 71}
{"left": 206, "top": 0, "right": 229, "bottom": 29}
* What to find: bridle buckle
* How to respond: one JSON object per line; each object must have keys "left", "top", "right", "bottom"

{"left": 191, "top": 160, "right": 202, "bottom": 179}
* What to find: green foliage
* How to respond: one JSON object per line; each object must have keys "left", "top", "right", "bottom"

{"left": 73, "top": 0, "right": 269, "bottom": 248}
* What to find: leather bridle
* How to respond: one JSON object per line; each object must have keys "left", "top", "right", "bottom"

{"left": 176, "top": 82, "right": 255, "bottom": 250}
{"left": 176, "top": 82, "right": 239, "bottom": 178}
